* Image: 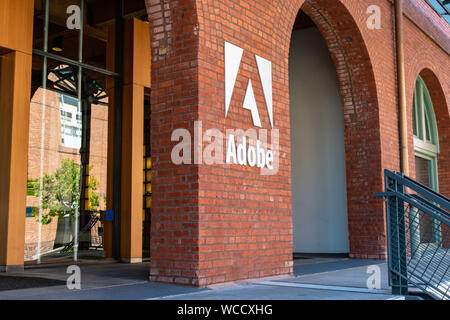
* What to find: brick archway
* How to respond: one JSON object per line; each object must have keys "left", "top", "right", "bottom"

{"left": 415, "top": 68, "right": 449, "bottom": 249}
{"left": 418, "top": 68, "right": 450, "bottom": 197}
{"left": 145, "top": 0, "right": 384, "bottom": 286}
{"left": 287, "top": 0, "right": 384, "bottom": 259}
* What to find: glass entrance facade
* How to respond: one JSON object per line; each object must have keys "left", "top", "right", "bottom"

{"left": 25, "top": 0, "right": 120, "bottom": 264}
{"left": 24, "top": 0, "right": 150, "bottom": 265}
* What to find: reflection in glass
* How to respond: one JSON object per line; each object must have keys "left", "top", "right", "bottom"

{"left": 26, "top": 56, "right": 110, "bottom": 264}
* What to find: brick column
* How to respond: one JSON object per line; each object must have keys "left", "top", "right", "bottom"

{"left": 145, "top": 0, "right": 391, "bottom": 286}
{"left": 147, "top": 0, "right": 202, "bottom": 285}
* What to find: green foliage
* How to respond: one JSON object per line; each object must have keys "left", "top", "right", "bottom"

{"left": 27, "top": 158, "right": 100, "bottom": 225}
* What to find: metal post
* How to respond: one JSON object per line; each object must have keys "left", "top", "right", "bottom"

{"left": 74, "top": 0, "right": 85, "bottom": 263}
{"left": 37, "top": 0, "right": 51, "bottom": 265}
{"left": 410, "top": 207, "right": 421, "bottom": 260}
{"left": 397, "top": 183, "right": 408, "bottom": 295}
{"left": 432, "top": 218, "right": 443, "bottom": 247}
{"left": 79, "top": 77, "right": 92, "bottom": 251}
{"left": 388, "top": 176, "right": 409, "bottom": 295}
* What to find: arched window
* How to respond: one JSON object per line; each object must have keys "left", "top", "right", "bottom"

{"left": 413, "top": 76, "right": 440, "bottom": 191}
{"left": 413, "top": 76, "right": 439, "bottom": 156}
{"left": 412, "top": 76, "right": 442, "bottom": 247}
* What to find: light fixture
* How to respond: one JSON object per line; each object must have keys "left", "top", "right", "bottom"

{"left": 52, "top": 36, "right": 64, "bottom": 52}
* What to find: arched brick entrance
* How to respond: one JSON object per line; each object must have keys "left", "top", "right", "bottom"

{"left": 289, "top": 0, "right": 384, "bottom": 259}
{"left": 414, "top": 68, "right": 449, "bottom": 248}
{"left": 418, "top": 69, "right": 450, "bottom": 198}
{"left": 145, "top": 0, "right": 384, "bottom": 286}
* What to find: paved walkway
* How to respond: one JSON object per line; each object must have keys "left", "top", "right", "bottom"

{"left": 0, "top": 257, "right": 402, "bottom": 300}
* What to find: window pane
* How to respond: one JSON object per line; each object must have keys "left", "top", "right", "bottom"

{"left": 425, "top": 112, "right": 431, "bottom": 142}
{"left": 27, "top": 56, "right": 79, "bottom": 264}
{"left": 413, "top": 97, "right": 418, "bottom": 137}
{"left": 426, "top": 0, "right": 450, "bottom": 24}
{"left": 26, "top": 54, "right": 111, "bottom": 264}
{"left": 33, "top": 0, "right": 81, "bottom": 61}
{"left": 414, "top": 156, "right": 434, "bottom": 243}
{"left": 60, "top": 93, "right": 82, "bottom": 149}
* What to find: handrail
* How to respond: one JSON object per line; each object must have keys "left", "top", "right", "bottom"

{"left": 384, "top": 170, "right": 450, "bottom": 211}
{"left": 375, "top": 169, "right": 450, "bottom": 300}
{"left": 61, "top": 214, "right": 101, "bottom": 253}
{"left": 409, "top": 194, "right": 450, "bottom": 220}
{"left": 376, "top": 190, "right": 450, "bottom": 225}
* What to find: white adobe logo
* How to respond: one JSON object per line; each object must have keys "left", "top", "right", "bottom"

{"left": 224, "top": 41, "right": 273, "bottom": 128}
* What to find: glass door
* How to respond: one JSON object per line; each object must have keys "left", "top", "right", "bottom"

{"left": 25, "top": 0, "right": 120, "bottom": 265}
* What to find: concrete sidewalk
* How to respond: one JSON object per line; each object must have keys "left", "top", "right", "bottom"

{"left": 0, "top": 258, "right": 402, "bottom": 300}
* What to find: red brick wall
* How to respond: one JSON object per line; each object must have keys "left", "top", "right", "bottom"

{"left": 146, "top": 0, "right": 201, "bottom": 285}
{"left": 402, "top": 1, "right": 450, "bottom": 249}
{"left": 145, "top": 0, "right": 450, "bottom": 286}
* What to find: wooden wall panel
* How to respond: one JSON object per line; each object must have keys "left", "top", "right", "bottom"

{"left": 0, "top": 51, "right": 32, "bottom": 269}
{"left": 132, "top": 19, "right": 151, "bottom": 88}
{"left": 120, "top": 84, "right": 144, "bottom": 261}
{"left": 0, "top": 0, "right": 34, "bottom": 54}
{"left": 106, "top": 18, "right": 150, "bottom": 262}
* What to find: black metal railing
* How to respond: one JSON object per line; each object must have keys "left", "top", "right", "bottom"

{"left": 60, "top": 213, "right": 102, "bottom": 253}
{"left": 375, "top": 169, "right": 450, "bottom": 300}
